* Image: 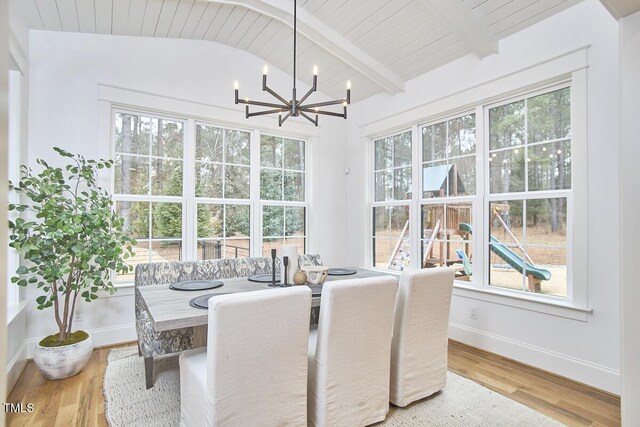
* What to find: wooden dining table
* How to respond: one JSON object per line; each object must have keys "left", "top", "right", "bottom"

{"left": 138, "top": 267, "right": 399, "bottom": 333}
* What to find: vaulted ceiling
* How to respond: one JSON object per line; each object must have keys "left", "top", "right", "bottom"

{"left": 28, "top": 0, "right": 584, "bottom": 101}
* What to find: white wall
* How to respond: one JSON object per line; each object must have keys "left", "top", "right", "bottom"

{"left": 346, "top": 0, "right": 621, "bottom": 393}
{"left": 620, "top": 10, "right": 640, "bottom": 426}
{"left": 26, "top": 31, "right": 348, "bottom": 352}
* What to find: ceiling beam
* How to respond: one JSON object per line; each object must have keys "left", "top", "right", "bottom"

{"left": 416, "top": 0, "right": 498, "bottom": 58}
{"left": 599, "top": 0, "right": 640, "bottom": 19}
{"left": 207, "top": 0, "right": 405, "bottom": 94}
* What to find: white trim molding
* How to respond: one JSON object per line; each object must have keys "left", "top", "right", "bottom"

{"left": 449, "top": 322, "right": 621, "bottom": 394}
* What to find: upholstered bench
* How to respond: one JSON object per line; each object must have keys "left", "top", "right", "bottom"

{"left": 134, "top": 254, "right": 323, "bottom": 388}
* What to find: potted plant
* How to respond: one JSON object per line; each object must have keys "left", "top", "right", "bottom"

{"left": 8, "top": 147, "right": 135, "bottom": 380}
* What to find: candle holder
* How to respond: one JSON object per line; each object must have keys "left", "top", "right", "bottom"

{"left": 268, "top": 248, "right": 279, "bottom": 287}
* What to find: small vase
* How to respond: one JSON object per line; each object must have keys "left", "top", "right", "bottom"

{"left": 293, "top": 270, "right": 307, "bottom": 285}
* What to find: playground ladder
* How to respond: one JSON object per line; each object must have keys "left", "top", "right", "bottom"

{"left": 422, "top": 219, "right": 441, "bottom": 268}
{"left": 387, "top": 220, "right": 411, "bottom": 270}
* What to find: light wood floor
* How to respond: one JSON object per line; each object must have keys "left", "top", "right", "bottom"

{"left": 5, "top": 340, "right": 620, "bottom": 427}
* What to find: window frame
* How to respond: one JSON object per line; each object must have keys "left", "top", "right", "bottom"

{"left": 368, "top": 78, "right": 588, "bottom": 314}
{"left": 109, "top": 107, "right": 310, "bottom": 285}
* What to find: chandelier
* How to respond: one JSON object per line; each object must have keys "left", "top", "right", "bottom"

{"left": 233, "top": 0, "right": 351, "bottom": 127}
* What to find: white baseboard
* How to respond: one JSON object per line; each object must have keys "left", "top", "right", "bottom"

{"left": 25, "top": 323, "right": 137, "bottom": 359}
{"left": 6, "top": 341, "right": 27, "bottom": 395}
{"left": 449, "top": 322, "right": 621, "bottom": 394}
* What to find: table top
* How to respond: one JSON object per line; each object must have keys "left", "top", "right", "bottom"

{"left": 138, "top": 267, "right": 398, "bottom": 332}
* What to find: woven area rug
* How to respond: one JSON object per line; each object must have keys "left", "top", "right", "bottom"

{"left": 104, "top": 347, "right": 564, "bottom": 427}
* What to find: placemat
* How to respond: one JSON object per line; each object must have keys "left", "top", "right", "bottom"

{"left": 189, "top": 293, "right": 232, "bottom": 309}
{"left": 248, "top": 274, "right": 281, "bottom": 283}
{"left": 169, "top": 280, "right": 224, "bottom": 291}
{"left": 327, "top": 268, "right": 357, "bottom": 276}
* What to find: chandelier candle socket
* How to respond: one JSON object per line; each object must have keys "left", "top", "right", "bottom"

{"left": 233, "top": 0, "right": 350, "bottom": 127}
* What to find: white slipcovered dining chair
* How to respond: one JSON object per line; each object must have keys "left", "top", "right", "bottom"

{"left": 389, "top": 267, "right": 454, "bottom": 407}
{"left": 307, "top": 276, "right": 399, "bottom": 427}
{"left": 179, "top": 286, "right": 312, "bottom": 427}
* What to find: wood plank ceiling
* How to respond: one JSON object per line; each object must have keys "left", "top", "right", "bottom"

{"left": 28, "top": 0, "right": 584, "bottom": 101}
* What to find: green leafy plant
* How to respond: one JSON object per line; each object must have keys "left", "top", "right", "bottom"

{"left": 8, "top": 147, "right": 135, "bottom": 345}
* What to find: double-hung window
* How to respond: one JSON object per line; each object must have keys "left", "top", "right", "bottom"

{"left": 371, "top": 83, "right": 573, "bottom": 301}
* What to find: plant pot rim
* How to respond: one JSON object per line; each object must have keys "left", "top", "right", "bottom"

{"left": 37, "top": 331, "right": 92, "bottom": 349}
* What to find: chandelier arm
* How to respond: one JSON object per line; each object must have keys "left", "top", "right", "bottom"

{"left": 299, "top": 111, "right": 318, "bottom": 126}
{"left": 238, "top": 98, "right": 289, "bottom": 110}
{"left": 298, "top": 86, "right": 317, "bottom": 106}
{"left": 263, "top": 82, "right": 291, "bottom": 106}
{"left": 300, "top": 108, "right": 346, "bottom": 118}
{"left": 299, "top": 98, "right": 347, "bottom": 109}
{"left": 279, "top": 112, "right": 292, "bottom": 127}
{"left": 246, "top": 108, "right": 286, "bottom": 118}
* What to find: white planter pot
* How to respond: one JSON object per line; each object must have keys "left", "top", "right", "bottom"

{"left": 33, "top": 332, "right": 94, "bottom": 380}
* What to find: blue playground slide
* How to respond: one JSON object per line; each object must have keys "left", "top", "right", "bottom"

{"left": 458, "top": 223, "right": 551, "bottom": 281}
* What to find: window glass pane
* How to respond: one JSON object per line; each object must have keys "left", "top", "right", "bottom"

{"left": 225, "top": 130, "right": 250, "bottom": 165}
{"left": 151, "top": 241, "right": 181, "bottom": 263}
{"left": 198, "top": 240, "right": 223, "bottom": 260}
{"left": 525, "top": 246, "right": 566, "bottom": 297}
{"left": 196, "top": 125, "right": 223, "bottom": 162}
{"left": 284, "top": 138, "right": 305, "bottom": 171}
{"left": 373, "top": 206, "right": 409, "bottom": 238}
{"left": 393, "top": 132, "right": 412, "bottom": 167}
{"left": 372, "top": 238, "right": 392, "bottom": 269}
{"left": 284, "top": 171, "right": 305, "bottom": 201}
{"left": 450, "top": 156, "right": 475, "bottom": 196}
{"left": 285, "top": 207, "right": 305, "bottom": 237}
{"left": 153, "top": 119, "right": 184, "bottom": 158}
{"left": 151, "top": 159, "right": 183, "bottom": 196}
{"left": 489, "top": 244, "right": 525, "bottom": 291}
{"left": 224, "top": 239, "right": 251, "bottom": 259}
{"left": 261, "top": 135, "right": 282, "bottom": 168}
{"left": 116, "top": 240, "right": 150, "bottom": 284}
{"left": 489, "top": 148, "right": 525, "bottom": 193}
{"left": 152, "top": 203, "right": 183, "bottom": 239}
{"left": 197, "top": 204, "right": 223, "bottom": 238}
{"left": 489, "top": 100, "right": 525, "bottom": 150}
{"left": 490, "top": 201, "right": 523, "bottom": 243}
{"left": 422, "top": 161, "right": 447, "bottom": 199}
{"left": 195, "top": 162, "right": 223, "bottom": 198}
{"left": 393, "top": 167, "right": 412, "bottom": 200}
{"left": 115, "top": 113, "right": 151, "bottom": 155}
{"left": 262, "top": 238, "right": 285, "bottom": 256}
{"left": 260, "top": 169, "right": 282, "bottom": 200}
{"left": 421, "top": 203, "right": 473, "bottom": 270}
{"left": 263, "top": 205, "right": 284, "bottom": 237}
{"left": 527, "top": 87, "right": 571, "bottom": 143}
{"left": 116, "top": 201, "right": 149, "bottom": 239}
{"left": 284, "top": 237, "right": 305, "bottom": 255}
{"left": 527, "top": 141, "right": 571, "bottom": 191}
{"left": 375, "top": 170, "right": 393, "bottom": 202}
{"left": 448, "top": 114, "right": 476, "bottom": 156}
{"left": 225, "top": 204, "right": 250, "bottom": 238}
{"left": 114, "top": 155, "right": 149, "bottom": 195}
{"left": 375, "top": 137, "right": 393, "bottom": 170}
{"left": 525, "top": 198, "right": 567, "bottom": 246}
{"left": 225, "top": 165, "right": 250, "bottom": 199}
{"left": 422, "top": 123, "right": 446, "bottom": 162}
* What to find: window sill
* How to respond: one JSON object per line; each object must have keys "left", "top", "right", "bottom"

{"left": 97, "top": 283, "right": 135, "bottom": 298}
{"left": 452, "top": 282, "right": 592, "bottom": 321}
{"left": 7, "top": 300, "right": 28, "bottom": 325}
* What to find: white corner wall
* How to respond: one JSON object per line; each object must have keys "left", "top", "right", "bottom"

{"left": 620, "top": 10, "right": 640, "bottom": 426}
{"left": 346, "top": 0, "right": 621, "bottom": 393}
{"left": 26, "top": 32, "right": 348, "bottom": 355}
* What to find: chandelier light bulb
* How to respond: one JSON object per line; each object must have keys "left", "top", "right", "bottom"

{"left": 263, "top": 65, "right": 269, "bottom": 75}
{"left": 234, "top": 80, "right": 239, "bottom": 90}
{"left": 346, "top": 80, "right": 351, "bottom": 90}
{"left": 342, "top": 101, "right": 347, "bottom": 107}
{"left": 313, "top": 65, "right": 318, "bottom": 75}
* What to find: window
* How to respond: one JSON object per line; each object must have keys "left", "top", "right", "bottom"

{"left": 113, "top": 111, "right": 186, "bottom": 283}
{"left": 260, "top": 135, "right": 307, "bottom": 255}
{"left": 371, "top": 84, "right": 572, "bottom": 300}
{"left": 196, "top": 124, "right": 251, "bottom": 260}
{"left": 372, "top": 132, "right": 411, "bottom": 269}
{"left": 111, "top": 109, "right": 308, "bottom": 283}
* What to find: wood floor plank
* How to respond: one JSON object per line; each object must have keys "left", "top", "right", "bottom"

{"left": 5, "top": 340, "right": 620, "bottom": 427}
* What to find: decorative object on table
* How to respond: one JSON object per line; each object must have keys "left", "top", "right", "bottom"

{"left": 232, "top": 0, "right": 351, "bottom": 127}
{"left": 282, "top": 256, "right": 291, "bottom": 286}
{"left": 293, "top": 270, "right": 307, "bottom": 285}
{"left": 169, "top": 280, "right": 224, "bottom": 291}
{"left": 328, "top": 268, "right": 358, "bottom": 276}
{"left": 189, "top": 293, "right": 232, "bottom": 310}
{"left": 268, "top": 248, "right": 278, "bottom": 287}
{"left": 249, "top": 273, "right": 282, "bottom": 283}
{"left": 302, "top": 266, "right": 329, "bottom": 285}
{"left": 8, "top": 147, "right": 135, "bottom": 380}
{"left": 280, "top": 245, "right": 299, "bottom": 284}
